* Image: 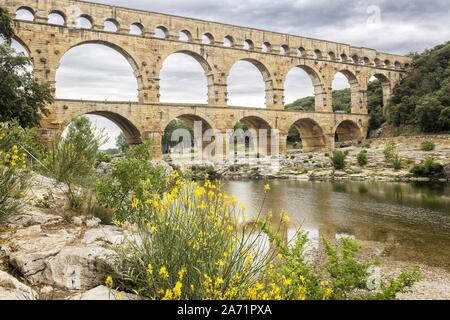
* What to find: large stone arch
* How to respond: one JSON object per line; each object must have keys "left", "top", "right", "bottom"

{"left": 287, "top": 118, "right": 327, "bottom": 152}
{"left": 233, "top": 115, "right": 274, "bottom": 156}
{"left": 283, "top": 64, "right": 326, "bottom": 112}
{"left": 61, "top": 110, "right": 142, "bottom": 145}
{"left": 55, "top": 40, "right": 143, "bottom": 102}
{"left": 158, "top": 50, "right": 213, "bottom": 104}
{"left": 161, "top": 113, "right": 216, "bottom": 158}
{"left": 367, "top": 71, "right": 393, "bottom": 106}
{"left": 227, "top": 58, "right": 273, "bottom": 108}
{"left": 334, "top": 119, "right": 363, "bottom": 145}
{"left": 332, "top": 69, "right": 366, "bottom": 114}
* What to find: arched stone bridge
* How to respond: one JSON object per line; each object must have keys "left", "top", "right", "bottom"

{"left": 4, "top": 0, "right": 412, "bottom": 157}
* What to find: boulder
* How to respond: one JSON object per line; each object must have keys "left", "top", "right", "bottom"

{"left": 37, "top": 246, "right": 116, "bottom": 290}
{"left": 0, "top": 270, "right": 36, "bottom": 300}
{"left": 7, "top": 229, "right": 79, "bottom": 282}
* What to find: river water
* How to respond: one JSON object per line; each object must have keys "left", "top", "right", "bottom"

{"left": 222, "top": 180, "right": 450, "bottom": 270}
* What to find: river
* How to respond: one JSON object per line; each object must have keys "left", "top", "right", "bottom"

{"left": 222, "top": 180, "right": 450, "bottom": 270}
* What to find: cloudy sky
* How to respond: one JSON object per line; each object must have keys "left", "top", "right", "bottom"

{"left": 16, "top": 0, "right": 450, "bottom": 148}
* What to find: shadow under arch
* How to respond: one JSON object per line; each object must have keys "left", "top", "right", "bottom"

{"left": 233, "top": 115, "right": 274, "bottom": 156}
{"left": 334, "top": 119, "right": 362, "bottom": 145}
{"left": 161, "top": 113, "right": 214, "bottom": 156}
{"left": 287, "top": 118, "right": 326, "bottom": 152}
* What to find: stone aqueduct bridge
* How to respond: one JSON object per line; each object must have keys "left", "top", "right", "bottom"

{"left": 5, "top": 0, "right": 412, "bottom": 157}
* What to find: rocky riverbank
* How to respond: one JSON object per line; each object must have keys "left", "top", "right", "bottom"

{"left": 176, "top": 135, "right": 450, "bottom": 182}
{"left": 1, "top": 171, "right": 450, "bottom": 300}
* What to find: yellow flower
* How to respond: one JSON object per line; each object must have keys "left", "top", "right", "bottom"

{"left": 195, "top": 187, "right": 206, "bottom": 197}
{"left": 178, "top": 267, "right": 187, "bottom": 281}
{"left": 300, "top": 275, "right": 306, "bottom": 283}
{"left": 147, "top": 264, "right": 153, "bottom": 276}
{"left": 105, "top": 275, "right": 113, "bottom": 287}
{"left": 320, "top": 281, "right": 329, "bottom": 286}
{"left": 216, "top": 259, "right": 224, "bottom": 268}
{"left": 131, "top": 197, "right": 140, "bottom": 209}
{"left": 263, "top": 184, "right": 271, "bottom": 193}
{"left": 159, "top": 266, "right": 169, "bottom": 279}
{"left": 216, "top": 277, "right": 224, "bottom": 286}
{"left": 281, "top": 214, "right": 290, "bottom": 223}
{"left": 240, "top": 204, "right": 247, "bottom": 211}
{"left": 117, "top": 293, "right": 123, "bottom": 300}
{"left": 162, "top": 289, "right": 173, "bottom": 300}
{"left": 323, "top": 287, "right": 334, "bottom": 300}
{"left": 173, "top": 281, "right": 183, "bottom": 299}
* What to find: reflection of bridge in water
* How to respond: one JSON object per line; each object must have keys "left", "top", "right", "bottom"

{"left": 6, "top": 0, "right": 412, "bottom": 157}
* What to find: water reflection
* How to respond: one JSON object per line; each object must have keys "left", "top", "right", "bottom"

{"left": 222, "top": 180, "right": 450, "bottom": 270}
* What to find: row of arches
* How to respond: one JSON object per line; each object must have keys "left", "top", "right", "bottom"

{"left": 14, "top": 6, "right": 409, "bottom": 70}
{"left": 9, "top": 34, "right": 390, "bottom": 111}
{"left": 64, "top": 111, "right": 361, "bottom": 155}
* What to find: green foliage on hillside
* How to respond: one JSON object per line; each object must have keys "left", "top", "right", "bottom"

{"left": 387, "top": 41, "right": 450, "bottom": 132}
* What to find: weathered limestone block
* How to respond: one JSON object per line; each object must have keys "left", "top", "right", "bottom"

{"left": 0, "top": 270, "right": 36, "bottom": 300}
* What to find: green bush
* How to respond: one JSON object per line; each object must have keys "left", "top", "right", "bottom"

{"left": 330, "top": 150, "right": 347, "bottom": 170}
{"left": 420, "top": 140, "right": 435, "bottom": 151}
{"left": 0, "top": 145, "right": 28, "bottom": 223}
{"left": 410, "top": 157, "right": 445, "bottom": 178}
{"left": 357, "top": 150, "right": 368, "bottom": 167}
{"left": 383, "top": 140, "right": 396, "bottom": 163}
{"left": 392, "top": 155, "right": 403, "bottom": 170}
{"left": 45, "top": 116, "right": 106, "bottom": 210}
{"left": 0, "top": 121, "right": 46, "bottom": 165}
{"left": 95, "top": 141, "right": 174, "bottom": 223}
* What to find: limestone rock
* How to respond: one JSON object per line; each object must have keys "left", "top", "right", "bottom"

{"left": 69, "top": 285, "right": 137, "bottom": 300}
{"left": 86, "top": 217, "right": 101, "bottom": 228}
{"left": 0, "top": 270, "right": 36, "bottom": 300}
{"left": 7, "top": 229, "right": 79, "bottom": 281}
{"left": 37, "top": 245, "right": 116, "bottom": 290}
{"left": 7, "top": 207, "right": 63, "bottom": 227}
{"left": 83, "top": 226, "right": 125, "bottom": 245}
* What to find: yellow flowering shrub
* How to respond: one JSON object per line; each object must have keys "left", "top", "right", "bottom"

{"left": 110, "top": 178, "right": 420, "bottom": 300}
{"left": 0, "top": 145, "right": 28, "bottom": 222}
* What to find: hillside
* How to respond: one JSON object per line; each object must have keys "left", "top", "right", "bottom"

{"left": 387, "top": 41, "right": 450, "bottom": 133}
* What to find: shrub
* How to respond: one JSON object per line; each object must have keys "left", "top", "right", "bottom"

{"left": 95, "top": 141, "right": 174, "bottom": 223}
{"left": 0, "top": 121, "right": 45, "bottom": 166}
{"left": 45, "top": 116, "right": 106, "bottom": 210}
{"left": 420, "top": 140, "right": 435, "bottom": 151}
{"left": 357, "top": 150, "right": 368, "bottom": 167}
{"left": 108, "top": 179, "right": 420, "bottom": 300}
{"left": 0, "top": 145, "right": 28, "bottom": 223}
{"left": 392, "top": 155, "right": 403, "bottom": 170}
{"left": 383, "top": 140, "right": 396, "bottom": 163}
{"left": 410, "top": 157, "right": 445, "bottom": 178}
{"left": 106, "top": 179, "right": 419, "bottom": 300}
{"left": 330, "top": 150, "right": 347, "bottom": 170}
{"left": 112, "top": 180, "right": 275, "bottom": 300}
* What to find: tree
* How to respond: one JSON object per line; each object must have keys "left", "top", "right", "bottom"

{"left": 0, "top": 7, "right": 53, "bottom": 127}
{"left": 386, "top": 41, "right": 450, "bottom": 133}
{"left": 46, "top": 116, "right": 107, "bottom": 209}
{"left": 115, "top": 132, "right": 129, "bottom": 154}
